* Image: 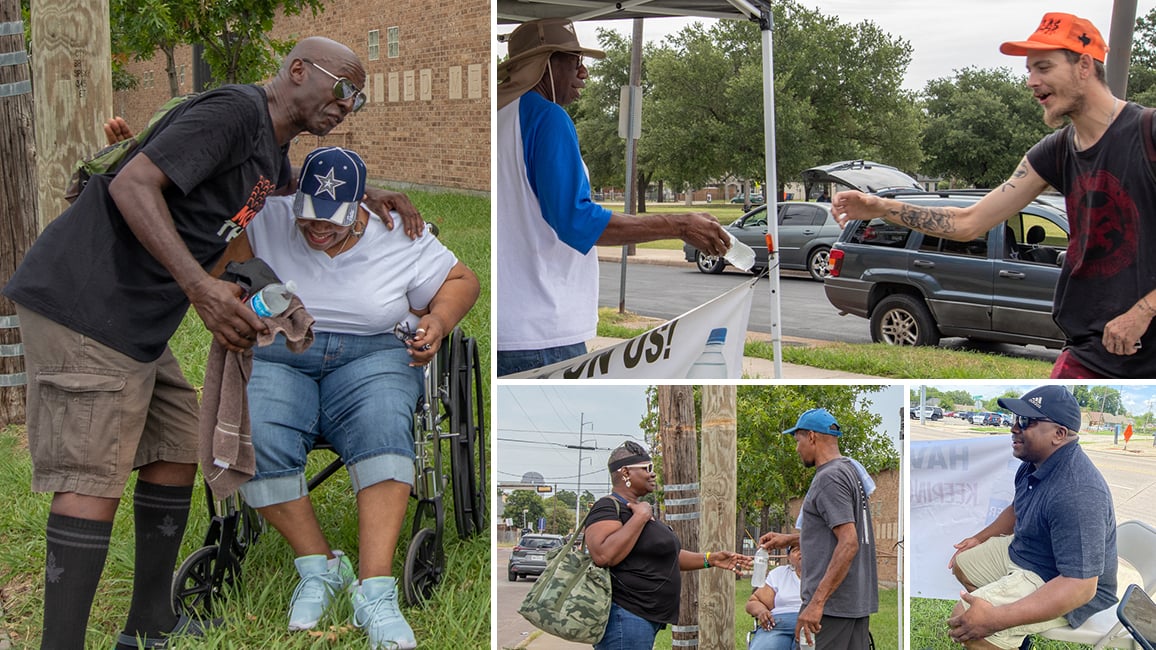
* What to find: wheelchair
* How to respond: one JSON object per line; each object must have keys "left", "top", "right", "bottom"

{"left": 170, "top": 326, "right": 488, "bottom": 619}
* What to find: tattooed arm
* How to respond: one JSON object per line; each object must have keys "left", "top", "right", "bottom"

{"left": 830, "top": 157, "right": 1051, "bottom": 241}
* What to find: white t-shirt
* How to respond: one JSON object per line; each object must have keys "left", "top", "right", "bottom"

{"left": 763, "top": 564, "right": 803, "bottom": 617}
{"left": 247, "top": 196, "right": 458, "bottom": 335}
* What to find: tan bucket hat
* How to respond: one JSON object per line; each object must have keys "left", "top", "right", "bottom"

{"left": 497, "top": 18, "right": 605, "bottom": 109}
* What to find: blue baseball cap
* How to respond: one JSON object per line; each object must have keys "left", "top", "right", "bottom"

{"left": 783, "top": 407, "right": 841, "bottom": 437}
{"left": 292, "top": 146, "right": 367, "bottom": 227}
{"left": 997, "top": 385, "right": 1081, "bottom": 432}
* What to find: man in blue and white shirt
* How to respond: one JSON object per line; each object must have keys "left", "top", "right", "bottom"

{"left": 496, "top": 18, "right": 731, "bottom": 376}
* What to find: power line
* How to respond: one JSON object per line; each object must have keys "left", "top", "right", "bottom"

{"left": 496, "top": 436, "right": 611, "bottom": 450}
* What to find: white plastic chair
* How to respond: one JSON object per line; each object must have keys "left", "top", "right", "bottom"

{"left": 1038, "top": 520, "right": 1156, "bottom": 649}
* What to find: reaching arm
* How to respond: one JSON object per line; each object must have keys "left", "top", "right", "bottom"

{"left": 794, "top": 522, "right": 859, "bottom": 645}
{"left": 832, "top": 157, "right": 1051, "bottom": 241}
{"left": 595, "top": 212, "right": 730, "bottom": 257}
{"left": 109, "top": 152, "right": 265, "bottom": 352}
{"left": 948, "top": 575, "right": 1098, "bottom": 643}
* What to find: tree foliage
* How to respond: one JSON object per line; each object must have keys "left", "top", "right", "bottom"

{"left": 1071, "top": 385, "right": 1125, "bottom": 416}
{"left": 1129, "top": 8, "right": 1156, "bottom": 106}
{"left": 501, "top": 489, "right": 547, "bottom": 528}
{"left": 919, "top": 67, "right": 1055, "bottom": 188}
{"left": 109, "top": 0, "right": 323, "bottom": 94}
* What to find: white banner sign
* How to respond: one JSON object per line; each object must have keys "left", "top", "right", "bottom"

{"left": 507, "top": 279, "right": 757, "bottom": 379}
{"left": 910, "top": 435, "right": 1019, "bottom": 599}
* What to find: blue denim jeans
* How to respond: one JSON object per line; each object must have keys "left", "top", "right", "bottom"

{"left": 594, "top": 602, "right": 662, "bottom": 650}
{"left": 748, "top": 612, "right": 799, "bottom": 650}
{"left": 497, "top": 342, "right": 587, "bottom": 376}
{"left": 238, "top": 331, "right": 421, "bottom": 508}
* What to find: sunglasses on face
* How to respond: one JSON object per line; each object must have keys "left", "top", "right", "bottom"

{"left": 305, "top": 59, "right": 367, "bottom": 112}
{"left": 1013, "top": 414, "right": 1051, "bottom": 430}
{"left": 623, "top": 463, "right": 653, "bottom": 473}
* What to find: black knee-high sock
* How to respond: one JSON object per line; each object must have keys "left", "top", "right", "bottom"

{"left": 119, "top": 481, "right": 193, "bottom": 643}
{"left": 41, "top": 512, "right": 113, "bottom": 650}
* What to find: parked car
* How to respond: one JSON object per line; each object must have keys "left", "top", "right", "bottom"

{"left": 801, "top": 160, "right": 923, "bottom": 196}
{"left": 824, "top": 191, "right": 1070, "bottom": 348}
{"left": 1000, "top": 413, "right": 1015, "bottom": 426}
{"left": 971, "top": 412, "right": 1003, "bottom": 426}
{"left": 909, "top": 406, "right": 942, "bottom": 420}
{"left": 683, "top": 201, "right": 841, "bottom": 281}
{"left": 730, "top": 193, "right": 765, "bottom": 204}
{"left": 956, "top": 411, "right": 975, "bottom": 421}
{"left": 507, "top": 533, "right": 564, "bottom": 581}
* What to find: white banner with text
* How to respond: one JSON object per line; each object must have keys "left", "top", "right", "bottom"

{"left": 507, "top": 279, "right": 757, "bottom": 379}
{"left": 910, "top": 435, "right": 1018, "bottom": 599}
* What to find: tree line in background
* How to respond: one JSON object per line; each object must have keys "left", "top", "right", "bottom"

{"left": 911, "top": 386, "right": 1135, "bottom": 418}
{"left": 572, "top": 1, "right": 1156, "bottom": 203}
{"left": 501, "top": 385, "right": 900, "bottom": 540}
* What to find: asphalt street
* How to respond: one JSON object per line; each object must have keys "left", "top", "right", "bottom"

{"left": 910, "top": 418, "right": 1156, "bottom": 524}
{"left": 599, "top": 262, "right": 1061, "bottom": 362}
{"left": 496, "top": 546, "right": 559, "bottom": 650}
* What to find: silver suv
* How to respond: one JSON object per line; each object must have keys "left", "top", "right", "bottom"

{"left": 824, "top": 191, "right": 1069, "bottom": 348}
{"left": 507, "top": 533, "right": 564, "bottom": 581}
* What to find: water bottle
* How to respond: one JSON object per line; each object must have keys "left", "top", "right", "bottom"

{"left": 248, "top": 281, "right": 297, "bottom": 318}
{"left": 686, "top": 328, "right": 729, "bottom": 378}
{"left": 723, "top": 232, "right": 756, "bottom": 271}
{"left": 797, "top": 632, "right": 815, "bottom": 650}
{"left": 750, "top": 547, "right": 769, "bottom": 588}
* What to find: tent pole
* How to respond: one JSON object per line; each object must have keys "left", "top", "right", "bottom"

{"left": 759, "top": 8, "right": 782, "bottom": 378}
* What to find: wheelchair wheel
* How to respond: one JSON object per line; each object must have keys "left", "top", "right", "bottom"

{"left": 447, "top": 330, "right": 488, "bottom": 539}
{"left": 403, "top": 527, "right": 444, "bottom": 606}
{"left": 172, "top": 545, "right": 240, "bottom": 619}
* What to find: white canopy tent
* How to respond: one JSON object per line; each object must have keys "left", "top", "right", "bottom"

{"left": 497, "top": 0, "right": 787, "bottom": 377}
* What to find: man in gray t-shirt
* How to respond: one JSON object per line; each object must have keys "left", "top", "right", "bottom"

{"left": 759, "top": 408, "right": 878, "bottom": 650}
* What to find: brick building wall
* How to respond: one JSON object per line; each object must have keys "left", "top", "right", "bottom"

{"left": 112, "top": 0, "right": 489, "bottom": 193}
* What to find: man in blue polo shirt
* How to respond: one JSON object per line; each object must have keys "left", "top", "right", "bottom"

{"left": 946, "top": 385, "right": 1117, "bottom": 649}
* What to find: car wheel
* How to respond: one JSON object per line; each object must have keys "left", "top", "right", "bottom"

{"left": 695, "top": 250, "right": 725, "bottom": 274}
{"left": 807, "top": 246, "right": 831, "bottom": 281}
{"left": 508, "top": 567, "right": 517, "bottom": 582}
{"left": 870, "top": 294, "right": 941, "bottom": 346}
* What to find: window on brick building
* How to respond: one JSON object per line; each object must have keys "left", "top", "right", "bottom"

{"left": 368, "top": 30, "right": 380, "bottom": 61}
{"left": 143, "top": 70, "right": 153, "bottom": 88}
{"left": 387, "top": 26, "right": 399, "bottom": 58}
{"left": 179, "top": 64, "right": 186, "bottom": 87}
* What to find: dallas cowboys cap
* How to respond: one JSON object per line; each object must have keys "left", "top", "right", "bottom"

{"left": 292, "top": 146, "right": 367, "bottom": 227}
{"left": 997, "top": 385, "right": 1081, "bottom": 432}
{"left": 783, "top": 407, "right": 842, "bottom": 437}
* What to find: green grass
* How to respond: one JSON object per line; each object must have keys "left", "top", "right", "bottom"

{"left": 911, "top": 598, "right": 1083, "bottom": 649}
{"left": 0, "top": 188, "right": 490, "bottom": 648}
{"left": 648, "top": 587, "right": 899, "bottom": 650}
{"left": 595, "top": 310, "right": 1056, "bottom": 379}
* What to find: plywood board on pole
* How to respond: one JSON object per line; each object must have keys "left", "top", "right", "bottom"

{"left": 700, "top": 385, "right": 737, "bottom": 649}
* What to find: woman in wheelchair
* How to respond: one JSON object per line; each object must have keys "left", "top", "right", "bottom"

{"left": 231, "top": 146, "right": 479, "bottom": 649}
{"left": 745, "top": 545, "right": 804, "bottom": 650}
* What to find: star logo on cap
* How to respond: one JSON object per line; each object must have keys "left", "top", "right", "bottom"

{"left": 313, "top": 166, "right": 346, "bottom": 200}
{"left": 1029, "top": 397, "right": 1043, "bottom": 407}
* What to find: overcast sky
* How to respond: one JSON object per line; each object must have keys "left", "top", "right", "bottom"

{"left": 913, "top": 383, "right": 1156, "bottom": 415}
{"left": 497, "top": 1, "right": 1156, "bottom": 92}
{"left": 495, "top": 385, "right": 903, "bottom": 495}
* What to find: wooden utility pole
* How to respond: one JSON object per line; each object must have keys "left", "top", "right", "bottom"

{"left": 700, "top": 385, "right": 737, "bottom": 648}
{"left": 31, "top": 0, "right": 112, "bottom": 228}
{"left": 659, "top": 385, "right": 700, "bottom": 650}
{"left": 0, "top": 0, "right": 40, "bottom": 425}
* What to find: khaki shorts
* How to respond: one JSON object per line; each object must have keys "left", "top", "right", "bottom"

{"left": 18, "top": 306, "right": 199, "bottom": 498}
{"left": 954, "top": 535, "right": 1068, "bottom": 649}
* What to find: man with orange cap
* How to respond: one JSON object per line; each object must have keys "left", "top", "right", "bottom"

{"left": 496, "top": 18, "right": 731, "bottom": 376}
{"left": 831, "top": 13, "right": 1155, "bottom": 379}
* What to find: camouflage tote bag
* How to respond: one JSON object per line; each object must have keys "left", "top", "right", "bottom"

{"left": 517, "top": 532, "right": 612, "bottom": 644}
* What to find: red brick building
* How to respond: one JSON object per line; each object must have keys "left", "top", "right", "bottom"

{"left": 113, "top": 0, "right": 490, "bottom": 193}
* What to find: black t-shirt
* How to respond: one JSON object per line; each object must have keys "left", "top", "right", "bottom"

{"left": 1027, "top": 101, "right": 1156, "bottom": 377}
{"left": 4, "top": 85, "right": 290, "bottom": 361}
{"left": 585, "top": 495, "right": 682, "bottom": 625}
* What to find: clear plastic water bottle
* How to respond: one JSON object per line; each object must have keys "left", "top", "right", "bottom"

{"left": 750, "top": 546, "right": 769, "bottom": 588}
{"left": 686, "top": 328, "right": 729, "bottom": 378}
{"left": 248, "top": 280, "right": 297, "bottom": 318}
{"left": 724, "top": 232, "right": 756, "bottom": 271}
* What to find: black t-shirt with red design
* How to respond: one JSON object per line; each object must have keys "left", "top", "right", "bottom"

{"left": 4, "top": 84, "right": 290, "bottom": 362}
{"left": 1027, "top": 101, "right": 1156, "bottom": 377}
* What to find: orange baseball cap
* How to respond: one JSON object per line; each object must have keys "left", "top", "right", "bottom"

{"left": 1000, "top": 12, "right": 1108, "bottom": 63}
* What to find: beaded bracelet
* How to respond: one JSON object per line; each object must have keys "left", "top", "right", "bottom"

{"left": 704, "top": 552, "right": 711, "bottom": 568}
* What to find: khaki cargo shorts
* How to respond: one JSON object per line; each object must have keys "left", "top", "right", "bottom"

{"left": 18, "top": 306, "right": 199, "bottom": 498}
{"left": 954, "top": 535, "right": 1068, "bottom": 649}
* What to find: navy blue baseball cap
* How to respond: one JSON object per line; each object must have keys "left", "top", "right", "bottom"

{"left": 997, "top": 385, "right": 1081, "bottom": 432}
{"left": 293, "top": 146, "right": 367, "bottom": 227}
{"left": 783, "top": 408, "right": 841, "bottom": 437}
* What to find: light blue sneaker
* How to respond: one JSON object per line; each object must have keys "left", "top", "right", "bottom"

{"left": 351, "top": 576, "right": 417, "bottom": 649}
{"left": 287, "top": 550, "right": 356, "bottom": 631}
